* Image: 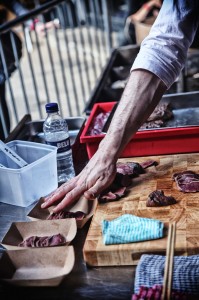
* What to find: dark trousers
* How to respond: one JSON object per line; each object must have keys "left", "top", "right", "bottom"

{"left": 0, "top": 83, "right": 10, "bottom": 140}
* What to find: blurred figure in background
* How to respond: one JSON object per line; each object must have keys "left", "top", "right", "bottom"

{"left": 123, "top": 0, "right": 162, "bottom": 45}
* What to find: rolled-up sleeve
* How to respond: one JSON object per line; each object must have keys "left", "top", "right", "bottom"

{"left": 131, "top": 0, "right": 199, "bottom": 88}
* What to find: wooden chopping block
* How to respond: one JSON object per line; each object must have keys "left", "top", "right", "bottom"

{"left": 83, "top": 152, "right": 199, "bottom": 266}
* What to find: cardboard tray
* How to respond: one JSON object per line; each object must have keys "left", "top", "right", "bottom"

{"left": 0, "top": 218, "right": 77, "bottom": 250}
{"left": 28, "top": 197, "right": 98, "bottom": 229}
{"left": 0, "top": 245, "right": 74, "bottom": 286}
{"left": 80, "top": 94, "right": 199, "bottom": 159}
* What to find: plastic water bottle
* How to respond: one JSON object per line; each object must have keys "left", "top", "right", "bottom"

{"left": 43, "top": 102, "right": 75, "bottom": 184}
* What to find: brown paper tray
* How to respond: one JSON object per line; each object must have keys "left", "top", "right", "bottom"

{"left": 27, "top": 197, "right": 98, "bottom": 229}
{"left": 0, "top": 245, "right": 74, "bottom": 286}
{"left": 0, "top": 218, "right": 77, "bottom": 250}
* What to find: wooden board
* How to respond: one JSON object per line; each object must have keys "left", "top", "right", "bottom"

{"left": 83, "top": 152, "right": 199, "bottom": 266}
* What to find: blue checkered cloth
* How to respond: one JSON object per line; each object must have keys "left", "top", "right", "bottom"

{"left": 102, "top": 214, "right": 164, "bottom": 245}
{"left": 134, "top": 254, "right": 199, "bottom": 295}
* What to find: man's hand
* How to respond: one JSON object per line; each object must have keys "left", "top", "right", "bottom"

{"left": 41, "top": 148, "right": 117, "bottom": 213}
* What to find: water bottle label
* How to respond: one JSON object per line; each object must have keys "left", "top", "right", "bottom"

{"left": 46, "top": 137, "right": 71, "bottom": 153}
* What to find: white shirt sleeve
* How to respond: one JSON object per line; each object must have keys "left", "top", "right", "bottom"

{"left": 131, "top": 0, "right": 199, "bottom": 88}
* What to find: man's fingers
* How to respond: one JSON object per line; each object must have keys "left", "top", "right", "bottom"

{"left": 41, "top": 166, "right": 116, "bottom": 211}
{"left": 84, "top": 176, "right": 113, "bottom": 200}
{"left": 52, "top": 188, "right": 83, "bottom": 213}
{"left": 84, "top": 190, "right": 97, "bottom": 200}
{"left": 41, "top": 179, "right": 77, "bottom": 209}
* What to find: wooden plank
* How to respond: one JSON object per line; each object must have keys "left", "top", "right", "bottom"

{"left": 83, "top": 153, "right": 199, "bottom": 266}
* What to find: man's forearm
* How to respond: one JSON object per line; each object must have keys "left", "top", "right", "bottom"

{"left": 99, "top": 70, "right": 167, "bottom": 160}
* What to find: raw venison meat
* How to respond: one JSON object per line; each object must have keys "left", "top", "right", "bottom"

{"left": 139, "top": 119, "right": 164, "bottom": 129}
{"left": 116, "top": 162, "right": 145, "bottom": 176}
{"left": 47, "top": 211, "right": 85, "bottom": 220}
{"left": 146, "top": 190, "right": 177, "bottom": 207}
{"left": 147, "top": 103, "right": 173, "bottom": 122}
{"left": 87, "top": 112, "right": 110, "bottom": 135}
{"left": 173, "top": 170, "right": 199, "bottom": 193}
{"left": 139, "top": 103, "right": 173, "bottom": 130}
{"left": 98, "top": 160, "right": 158, "bottom": 203}
{"left": 98, "top": 187, "right": 126, "bottom": 203}
{"left": 140, "top": 160, "right": 158, "bottom": 169}
{"left": 18, "top": 233, "right": 66, "bottom": 247}
{"left": 116, "top": 160, "right": 157, "bottom": 176}
{"left": 98, "top": 173, "right": 130, "bottom": 203}
{"left": 114, "top": 173, "right": 132, "bottom": 187}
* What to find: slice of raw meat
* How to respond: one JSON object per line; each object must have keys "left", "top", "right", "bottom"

{"left": 147, "top": 103, "right": 173, "bottom": 122}
{"left": 87, "top": 112, "right": 110, "bottom": 135}
{"left": 139, "top": 103, "right": 173, "bottom": 130}
{"left": 140, "top": 160, "right": 158, "bottom": 169}
{"left": 146, "top": 190, "right": 177, "bottom": 207}
{"left": 139, "top": 119, "right": 164, "bottom": 129}
{"left": 116, "top": 160, "right": 157, "bottom": 176}
{"left": 116, "top": 162, "right": 145, "bottom": 176}
{"left": 173, "top": 170, "right": 199, "bottom": 193}
{"left": 18, "top": 233, "right": 66, "bottom": 247}
{"left": 47, "top": 211, "right": 85, "bottom": 220}
{"left": 98, "top": 187, "right": 126, "bottom": 203}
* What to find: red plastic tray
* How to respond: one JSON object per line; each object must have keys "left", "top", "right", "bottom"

{"left": 80, "top": 102, "right": 199, "bottom": 159}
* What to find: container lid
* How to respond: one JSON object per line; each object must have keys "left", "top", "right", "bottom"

{"left": 45, "top": 102, "right": 59, "bottom": 113}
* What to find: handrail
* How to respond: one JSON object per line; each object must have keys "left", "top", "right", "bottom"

{"left": 0, "top": 0, "right": 65, "bottom": 34}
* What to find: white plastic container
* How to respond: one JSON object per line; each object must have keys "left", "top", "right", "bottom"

{"left": 0, "top": 140, "right": 58, "bottom": 207}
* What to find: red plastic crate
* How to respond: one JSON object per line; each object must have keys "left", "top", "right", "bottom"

{"left": 80, "top": 102, "right": 199, "bottom": 159}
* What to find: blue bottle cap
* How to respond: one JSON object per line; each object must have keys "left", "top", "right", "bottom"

{"left": 45, "top": 102, "right": 59, "bottom": 113}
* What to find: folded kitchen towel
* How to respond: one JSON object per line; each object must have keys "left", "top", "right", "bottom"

{"left": 134, "top": 254, "right": 199, "bottom": 295}
{"left": 102, "top": 214, "right": 164, "bottom": 245}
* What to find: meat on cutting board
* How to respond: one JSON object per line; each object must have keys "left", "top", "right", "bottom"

{"left": 116, "top": 162, "right": 145, "bottom": 176}
{"left": 146, "top": 190, "right": 177, "bottom": 207}
{"left": 116, "top": 160, "right": 158, "bottom": 176}
{"left": 173, "top": 170, "right": 199, "bottom": 193}
{"left": 98, "top": 187, "right": 126, "bottom": 203}
{"left": 98, "top": 160, "right": 158, "bottom": 203}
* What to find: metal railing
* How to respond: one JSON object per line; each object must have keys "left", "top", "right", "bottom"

{"left": 0, "top": 0, "right": 120, "bottom": 140}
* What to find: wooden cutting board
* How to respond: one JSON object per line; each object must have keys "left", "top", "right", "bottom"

{"left": 83, "top": 152, "right": 199, "bottom": 266}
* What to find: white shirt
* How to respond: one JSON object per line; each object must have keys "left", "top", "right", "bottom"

{"left": 131, "top": 0, "right": 199, "bottom": 88}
